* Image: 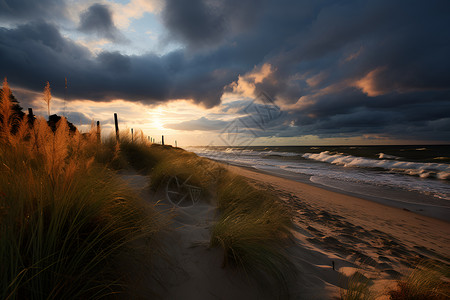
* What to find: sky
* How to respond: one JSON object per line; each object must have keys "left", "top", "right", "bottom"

{"left": 1, "top": 0, "right": 450, "bottom": 147}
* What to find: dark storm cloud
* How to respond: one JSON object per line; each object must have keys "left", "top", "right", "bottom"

{"left": 0, "top": 21, "right": 162, "bottom": 101}
{"left": 162, "top": 0, "right": 225, "bottom": 46}
{"left": 1, "top": 0, "right": 450, "bottom": 141}
{"left": 241, "top": 0, "right": 450, "bottom": 141}
{"left": 0, "top": 0, "right": 67, "bottom": 22}
{"left": 0, "top": 21, "right": 228, "bottom": 106}
{"left": 78, "top": 3, "right": 127, "bottom": 43}
{"left": 162, "top": 0, "right": 263, "bottom": 48}
{"left": 253, "top": 3, "right": 450, "bottom": 106}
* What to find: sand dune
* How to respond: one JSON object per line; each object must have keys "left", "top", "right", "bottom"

{"left": 120, "top": 165, "right": 450, "bottom": 299}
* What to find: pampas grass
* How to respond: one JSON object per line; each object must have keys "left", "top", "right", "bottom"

{"left": 0, "top": 79, "right": 168, "bottom": 299}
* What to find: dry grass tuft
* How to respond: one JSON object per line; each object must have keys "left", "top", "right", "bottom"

{"left": 388, "top": 261, "right": 450, "bottom": 300}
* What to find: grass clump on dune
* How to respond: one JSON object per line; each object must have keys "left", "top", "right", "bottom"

{"left": 340, "top": 271, "right": 374, "bottom": 300}
{"left": 210, "top": 172, "right": 296, "bottom": 296}
{"left": 0, "top": 79, "right": 167, "bottom": 299}
{"left": 388, "top": 261, "right": 450, "bottom": 300}
{"left": 149, "top": 154, "right": 224, "bottom": 199}
{"left": 117, "top": 133, "right": 225, "bottom": 201}
{"left": 339, "top": 261, "right": 450, "bottom": 300}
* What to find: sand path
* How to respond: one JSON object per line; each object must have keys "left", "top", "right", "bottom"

{"left": 119, "top": 170, "right": 269, "bottom": 300}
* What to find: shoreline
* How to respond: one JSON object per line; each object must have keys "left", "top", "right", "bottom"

{"left": 224, "top": 163, "right": 450, "bottom": 260}
{"left": 220, "top": 163, "right": 450, "bottom": 298}
{"left": 219, "top": 161, "right": 450, "bottom": 222}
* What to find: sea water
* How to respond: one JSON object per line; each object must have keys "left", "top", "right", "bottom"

{"left": 186, "top": 145, "right": 450, "bottom": 214}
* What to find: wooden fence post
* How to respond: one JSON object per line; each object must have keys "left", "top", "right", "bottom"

{"left": 162, "top": 135, "right": 164, "bottom": 145}
{"left": 131, "top": 128, "right": 134, "bottom": 142}
{"left": 114, "top": 113, "right": 119, "bottom": 141}
{"left": 96, "top": 121, "right": 101, "bottom": 143}
{"left": 28, "top": 108, "right": 35, "bottom": 126}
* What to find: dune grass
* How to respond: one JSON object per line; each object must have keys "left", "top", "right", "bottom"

{"left": 210, "top": 172, "right": 295, "bottom": 295}
{"left": 117, "top": 132, "right": 225, "bottom": 200}
{"left": 388, "top": 261, "right": 450, "bottom": 300}
{"left": 0, "top": 81, "right": 167, "bottom": 299}
{"left": 340, "top": 271, "right": 374, "bottom": 300}
{"left": 338, "top": 260, "right": 450, "bottom": 300}
{"left": 115, "top": 134, "right": 296, "bottom": 295}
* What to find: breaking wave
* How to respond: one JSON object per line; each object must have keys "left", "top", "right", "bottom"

{"left": 303, "top": 151, "right": 450, "bottom": 180}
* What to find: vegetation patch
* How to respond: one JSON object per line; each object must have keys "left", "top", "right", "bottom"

{"left": 117, "top": 137, "right": 297, "bottom": 296}
{"left": 388, "top": 261, "right": 450, "bottom": 300}
{"left": 0, "top": 79, "right": 167, "bottom": 299}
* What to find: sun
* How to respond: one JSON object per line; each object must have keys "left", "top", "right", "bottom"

{"left": 147, "top": 106, "right": 165, "bottom": 130}
{"left": 152, "top": 118, "right": 165, "bottom": 130}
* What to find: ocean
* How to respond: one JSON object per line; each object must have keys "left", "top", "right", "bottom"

{"left": 186, "top": 145, "right": 450, "bottom": 220}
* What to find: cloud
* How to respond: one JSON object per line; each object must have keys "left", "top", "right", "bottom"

{"left": 78, "top": 3, "right": 127, "bottom": 43}
{"left": 1, "top": 0, "right": 450, "bottom": 142}
{"left": 0, "top": 21, "right": 238, "bottom": 107}
{"left": 227, "top": 63, "right": 274, "bottom": 97}
{"left": 354, "top": 67, "right": 387, "bottom": 96}
{"left": 165, "top": 116, "right": 228, "bottom": 131}
{"left": 162, "top": 0, "right": 263, "bottom": 48}
{"left": 0, "top": 0, "right": 68, "bottom": 23}
{"left": 57, "top": 111, "right": 93, "bottom": 125}
{"left": 110, "top": 0, "right": 162, "bottom": 29}
{"left": 162, "top": 0, "right": 225, "bottom": 47}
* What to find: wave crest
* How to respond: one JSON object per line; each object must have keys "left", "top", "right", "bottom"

{"left": 303, "top": 151, "right": 450, "bottom": 180}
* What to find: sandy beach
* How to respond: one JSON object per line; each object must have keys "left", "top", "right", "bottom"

{"left": 121, "top": 163, "right": 450, "bottom": 299}
{"left": 227, "top": 164, "right": 450, "bottom": 298}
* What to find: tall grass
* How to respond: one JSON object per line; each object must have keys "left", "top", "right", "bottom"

{"left": 0, "top": 79, "right": 167, "bottom": 299}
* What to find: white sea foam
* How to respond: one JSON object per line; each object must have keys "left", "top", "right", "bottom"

{"left": 303, "top": 151, "right": 450, "bottom": 180}
{"left": 434, "top": 156, "right": 450, "bottom": 160}
{"left": 188, "top": 147, "right": 450, "bottom": 202}
{"left": 262, "top": 151, "right": 299, "bottom": 157}
{"left": 378, "top": 153, "right": 401, "bottom": 160}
